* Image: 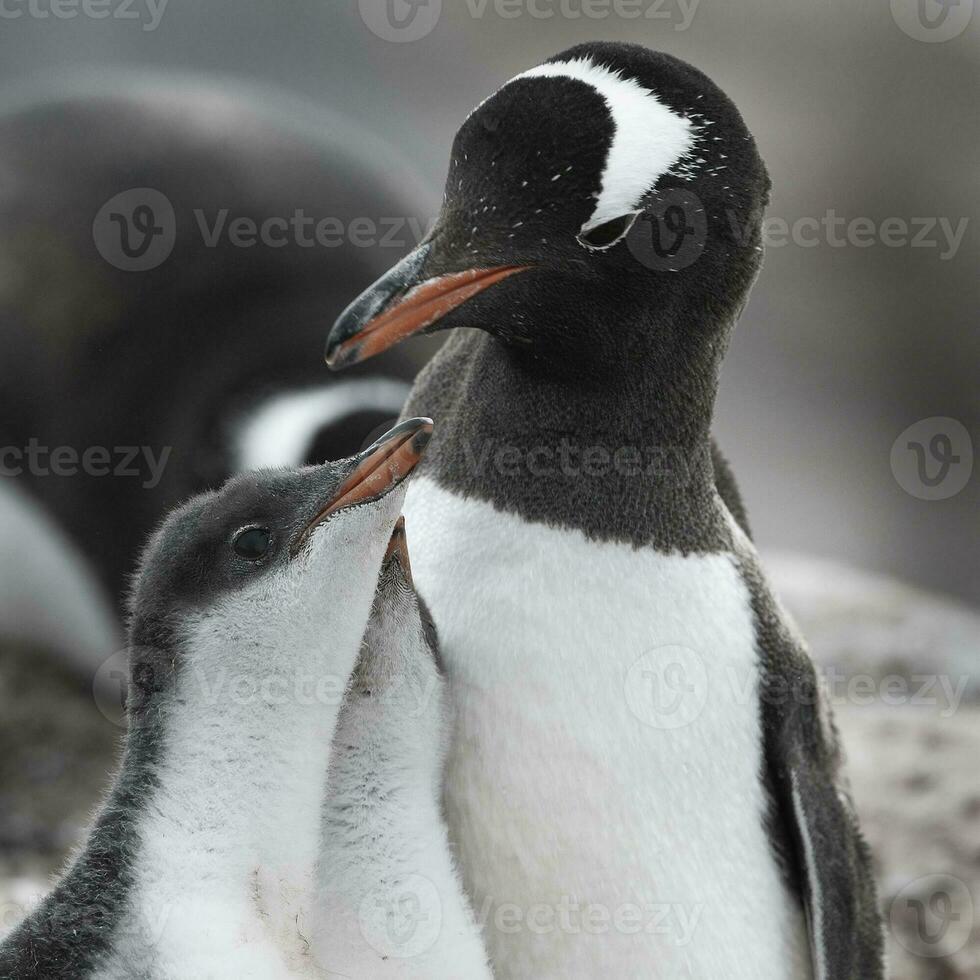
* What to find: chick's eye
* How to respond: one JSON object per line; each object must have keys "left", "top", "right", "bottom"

{"left": 577, "top": 212, "right": 640, "bottom": 250}
{"left": 233, "top": 527, "right": 271, "bottom": 560}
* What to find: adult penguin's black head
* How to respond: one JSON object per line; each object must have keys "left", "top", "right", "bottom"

{"left": 326, "top": 42, "right": 769, "bottom": 386}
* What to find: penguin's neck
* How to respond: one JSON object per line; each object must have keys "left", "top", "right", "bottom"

{"left": 130, "top": 632, "right": 350, "bottom": 901}
{"left": 406, "top": 329, "right": 727, "bottom": 553}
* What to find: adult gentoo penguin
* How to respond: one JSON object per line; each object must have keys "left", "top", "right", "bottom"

{"left": 0, "top": 418, "right": 433, "bottom": 979}
{"left": 325, "top": 43, "right": 883, "bottom": 979}
{"left": 314, "top": 519, "right": 492, "bottom": 978}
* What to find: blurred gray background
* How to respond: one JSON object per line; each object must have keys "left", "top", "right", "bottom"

{"left": 0, "top": 0, "right": 975, "bottom": 603}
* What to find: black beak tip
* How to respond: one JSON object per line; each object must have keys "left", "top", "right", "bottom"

{"left": 324, "top": 322, "right": 356, "bottom": 370}
{"left": 361, "top": 416, "right": 434, "bottom": 459}
{"left": 409, "top": 418, "right": 434, "bottom": 454}
{"left": 324, "top": 340, "right": 352, "bottom": 370}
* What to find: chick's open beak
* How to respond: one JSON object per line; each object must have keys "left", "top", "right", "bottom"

{"left": 293, "top": 417, "right": 432, "bottom": 554}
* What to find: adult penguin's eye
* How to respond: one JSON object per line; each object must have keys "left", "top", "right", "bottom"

{"left": 577, "top": 212, "right": 641, "bottom": 250}
{"left": 232, "top": 527, "right": 272, "bottom": 560}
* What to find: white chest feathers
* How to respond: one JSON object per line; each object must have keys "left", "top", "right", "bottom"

{"left": 402, "top": 477, "right": 810, "bottom": 980}
{"left": 312, "top": 581, "right": 492, "bottom": 979}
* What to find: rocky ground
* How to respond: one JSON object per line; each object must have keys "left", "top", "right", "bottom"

{"left": 0, "top": 641, "right": 119, "bottom": 939}
{"left": 1, "top": 554, "right": 978, "bottom": 977}
{"left": 769, "top": 554, "right": 980, "bottom": 979}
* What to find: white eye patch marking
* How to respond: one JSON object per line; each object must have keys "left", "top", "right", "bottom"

{"left": 507, "top": 57, "right": 696, "bottom": 233}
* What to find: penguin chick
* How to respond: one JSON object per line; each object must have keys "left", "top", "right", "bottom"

{"left": 0, "top": 419, "right": 433, "bottom": 980}
{"left": 313, "top": 519, "right": 492, "bottom": 980}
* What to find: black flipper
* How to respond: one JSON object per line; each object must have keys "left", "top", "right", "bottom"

{"left": 785, "top": 744, "right": 883, "bottom": 979}
{"left": 738, "top": 553, "right": 884, "bottom": 980}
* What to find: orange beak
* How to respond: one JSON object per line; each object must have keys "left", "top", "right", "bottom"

{"left": 292, "top": 418, "right": 432, "bottom": 554}
{"left": 326, "top": 244, "right": 528, "bottom": 369}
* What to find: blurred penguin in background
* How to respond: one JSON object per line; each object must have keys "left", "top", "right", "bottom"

{"left": 0, "top": 74, "right": 432, "bottom": 672}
